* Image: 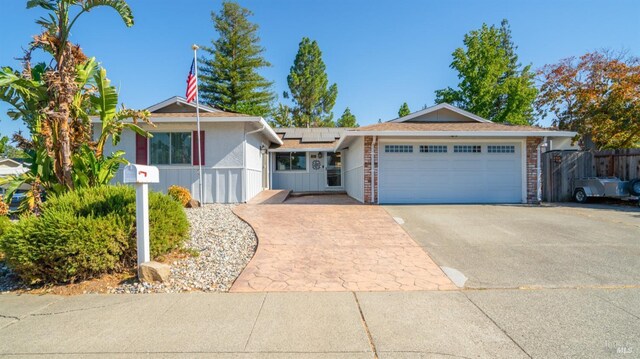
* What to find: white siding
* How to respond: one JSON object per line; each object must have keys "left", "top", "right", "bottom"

{"left": 244, "top": 129, "right": 265, "bottom": 201}
{"left": 271, "top": 154, "right": 324, "bottom": 192}
{"left": 344, "top": 137, "right": 364, "bottom": 202}
{"left": 245, "top": 169, "right": 263, "bottom": 201}
{"left": 97, "top": 121, "right": 259, "bottom": 204}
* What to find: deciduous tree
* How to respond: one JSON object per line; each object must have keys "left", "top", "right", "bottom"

{"left": 199, "top": 1, "right": 274, "bottom": 117}
{"left": 536, "top": 50, "right": 640, "bottom": 149}
{"left": 287, "top": 37, "right": 338, "bottom": 127}
{"left": 435, "top": 20, "right": 537, "bottom": 125}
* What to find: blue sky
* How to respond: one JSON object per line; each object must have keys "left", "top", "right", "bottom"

{"left": 1, "top": 0, "right": 639, "bottom": 137}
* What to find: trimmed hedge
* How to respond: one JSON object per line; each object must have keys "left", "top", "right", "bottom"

{"left": 0, "top": 185, "right": 189, "bottom": 284}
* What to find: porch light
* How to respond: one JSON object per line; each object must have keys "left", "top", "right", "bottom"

{"left": 318, "top": 152, "right": 323, "bottom": 158}
{"left": 260, "top": 144, "right": 268, "bottom": 154}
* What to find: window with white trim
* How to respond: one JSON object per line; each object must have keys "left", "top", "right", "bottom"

{"left": 488, "top": 145, "right": 515, "bottom": 153}
{"left": 419, "top": 145, "right": 447, "bottom": 153}
{"left": 149, "top": 132, "right": 191, "bottom": 165}
{"left": 385, "top": 145, "right": 413, "bottom": 153}
{"left": 453, "top": 145, "right": 481, "bottom": 153}
{"left": 275, "top": 152, "right": 307, "bottom": 171}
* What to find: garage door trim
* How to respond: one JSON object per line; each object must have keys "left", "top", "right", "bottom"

{"left": 377, "top": 138, "right": 527, "bottom": 204}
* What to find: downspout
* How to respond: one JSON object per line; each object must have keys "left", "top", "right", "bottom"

{"left": 244, "top": 122, "right": 266, "bottom": 202}
{"left": 536, "top": 136, "right": 548, "bottom": 203}
{"left": 370, "top": 136, "right": 377, "bottom": 204}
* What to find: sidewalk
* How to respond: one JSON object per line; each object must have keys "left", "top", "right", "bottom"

{"left": 0, "top": 288, "right": 638, "bottom": 358}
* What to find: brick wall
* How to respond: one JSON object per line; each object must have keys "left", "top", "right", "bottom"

{"left": 526, "top": 137, "right": 543, "bottom": 204}
{"left": 363, "top": 136, "right": 378, "bottom": 204}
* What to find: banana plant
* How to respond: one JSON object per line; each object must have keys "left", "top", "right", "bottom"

{"left": 0, "top": 64, "right": 48, "bottom": 134}
{"left": 71, "top": 144, "right": 127, "bottom": 188}
{"left": 91, "top": 65, "right": 152, "bottom": 157}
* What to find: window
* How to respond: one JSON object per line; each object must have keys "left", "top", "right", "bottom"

{"left": 385, "top": 145, "right": 413, "bottom": 153}
{"left": 420, "top": 145, "right": 447, "bottom": 153}
{"left": 149, "top": 132, "right": 191, "bottom": 165}
{"left": 453, "top": 145, "right": 481, "bottom": 153}
{"left": 275, "top": 152, "right": 307, "bottom": 171}
{"left": 488, "top": 145, "right": 515, "bottom": 153}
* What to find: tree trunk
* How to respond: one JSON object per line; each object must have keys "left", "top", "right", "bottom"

{"left": 58, "top": 116, "right": 73, "bottom": 188}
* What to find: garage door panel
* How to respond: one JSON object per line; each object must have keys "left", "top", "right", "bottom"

{"left": 379, "top": 142, "right": 522, "bottom": 204}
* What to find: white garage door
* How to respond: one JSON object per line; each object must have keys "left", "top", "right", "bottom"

{"left": 378, "top": 142, "right": 523, "bottom": 204}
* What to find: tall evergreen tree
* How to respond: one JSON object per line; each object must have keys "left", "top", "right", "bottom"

{"left": 287, "top": 37, "right": 338, "bottom": 127}
{"left": 336, "top": 107, "right": 358, "bottom": 127}
{"left": 434, "top": 20, "right": 537, "bottom": 125}
{"left": 269, "top": 103, "right": 295, "bottom": 128}
{"left": 199, "top": 1, "right": 274, "bottom": 117}
{"left": 398, "top": 102, "right": 411, "bottom": 117}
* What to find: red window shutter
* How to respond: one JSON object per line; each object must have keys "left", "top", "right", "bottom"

{"left": 192, "top": 131, "right": 205, "bottom": 166}
{"left": 135, "top": 133, "right": 148, "bottom": 165}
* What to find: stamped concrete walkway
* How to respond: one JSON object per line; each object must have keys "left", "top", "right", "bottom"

{"left": 231, "top": 201, "right": 454, "bottom": 292}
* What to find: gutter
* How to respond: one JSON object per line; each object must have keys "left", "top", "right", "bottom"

{"left": 536, "top": 136, "right": 548, "bottom": 203}
{"left": 340, "top": 130, "right": 577, "bottom": 138}
{"left": 370, "top": 136, "right": 377, "bottom": 204}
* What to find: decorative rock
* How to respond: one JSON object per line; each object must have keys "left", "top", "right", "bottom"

{"left": 185, "top": 199, "right": 201, "bottom": 208}
{"left": 107, "top": 204, "right": 257, "bottom": 294}
{"left": 139, "top": 261, "right": 171, "bottom": 283}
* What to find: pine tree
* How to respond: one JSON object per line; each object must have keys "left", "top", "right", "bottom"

{"left": 398, "top": 102, "right": 411, "bottom": 117}
{"left": 434, "top": 19, "right": 537, "bottom": 125}
{"left": 199, "top": 1, "right": 274, "bottom": 117}
{"left": 287, "top": 37, "right": 338, "bottom": 127}
{"left": 269, "top": 103, "right": 295, "bottom": 128}
{"left": 336, "top": 107, "right": 358, "bottom": 127}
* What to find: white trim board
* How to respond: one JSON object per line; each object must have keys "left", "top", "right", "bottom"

{"left": 146, "top": 96, "right": 220, "bottom": 113}
{"left": 389, "top": 103, "right": 493, "bottom": 123}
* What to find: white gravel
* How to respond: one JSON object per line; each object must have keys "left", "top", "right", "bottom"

{"left": 110, "top": 204, "right": 257, "bottom": 293}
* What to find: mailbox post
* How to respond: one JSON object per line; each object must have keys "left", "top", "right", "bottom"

{"left": 123, "top": 164, "right": 160, "bottom": 274}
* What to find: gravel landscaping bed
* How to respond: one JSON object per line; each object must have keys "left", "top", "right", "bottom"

{"left": 0, "top": 204, "right": 258, "bottom": 294}
{"left": 110, "top": 204, "right": 257, "bottom": 293}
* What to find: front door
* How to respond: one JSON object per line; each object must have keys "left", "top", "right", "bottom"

{"left": 325, "top": 152, "right": 342, "bottom": 188}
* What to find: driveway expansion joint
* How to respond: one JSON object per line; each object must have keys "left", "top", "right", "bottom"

{"left": 462, "top": 292, "right": 532, "bottom": 359}
{"left": 243, "top": 293, "right": 267, "bottom": 350}
{"left": 353, "top": 292, "right": 378, "bottom": 358}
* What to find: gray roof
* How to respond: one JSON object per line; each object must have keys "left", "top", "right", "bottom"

{"left": 275, "top": 127, "right": 348, "bottom": 143}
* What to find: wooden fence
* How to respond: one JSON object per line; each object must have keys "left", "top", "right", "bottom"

{"left": 541, "top": 149, "right": 640, "bottom": 202}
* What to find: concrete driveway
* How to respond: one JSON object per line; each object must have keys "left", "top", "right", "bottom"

{"left": 230, "top": 202, "right": 454, "bottom": 292}
{"left": 384, "top": 203, "right": 640, "bottom": 289}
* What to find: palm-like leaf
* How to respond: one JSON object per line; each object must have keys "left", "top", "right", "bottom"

{"left": 92, "top": 67, "right": 118, "bottom": 123}
{"left": 82, "top": 0, "right": 134, "bottom": 27}
{"left": 26, "top": 0, "right": 57, "bottom": 10}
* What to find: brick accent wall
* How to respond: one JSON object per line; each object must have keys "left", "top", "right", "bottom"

{"left": 363, "top": 136, "right": 378, "bottom": 204}
{"left": 526, "top": 137, "right": 543, "bottom": 204}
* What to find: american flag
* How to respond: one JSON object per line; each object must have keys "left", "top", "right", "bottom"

{"left": 185, "top": 60, "right": 197, "bottom": 103}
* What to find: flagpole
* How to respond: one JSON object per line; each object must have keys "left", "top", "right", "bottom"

{"left": 193, "top": 44, "right": 204, "bottom": 205}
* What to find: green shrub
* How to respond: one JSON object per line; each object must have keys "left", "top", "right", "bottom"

{"left": 0, "top": 185, "right": 189, "bottom": 284}
{"left": 167, "top": 185, "right": 192, "bottom": 207}
{"left": 0, "top": 216, "right": 11, "bottom": 237}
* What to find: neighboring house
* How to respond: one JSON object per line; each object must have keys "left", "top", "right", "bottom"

{"left": 0, "top": 158, "right": 29, "bottom": 201}
{"left": 101, "top": 98, "right": 575, "bottom": 204}
{"left": 0, "top": 158, "right": 27, "bottom": 178}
